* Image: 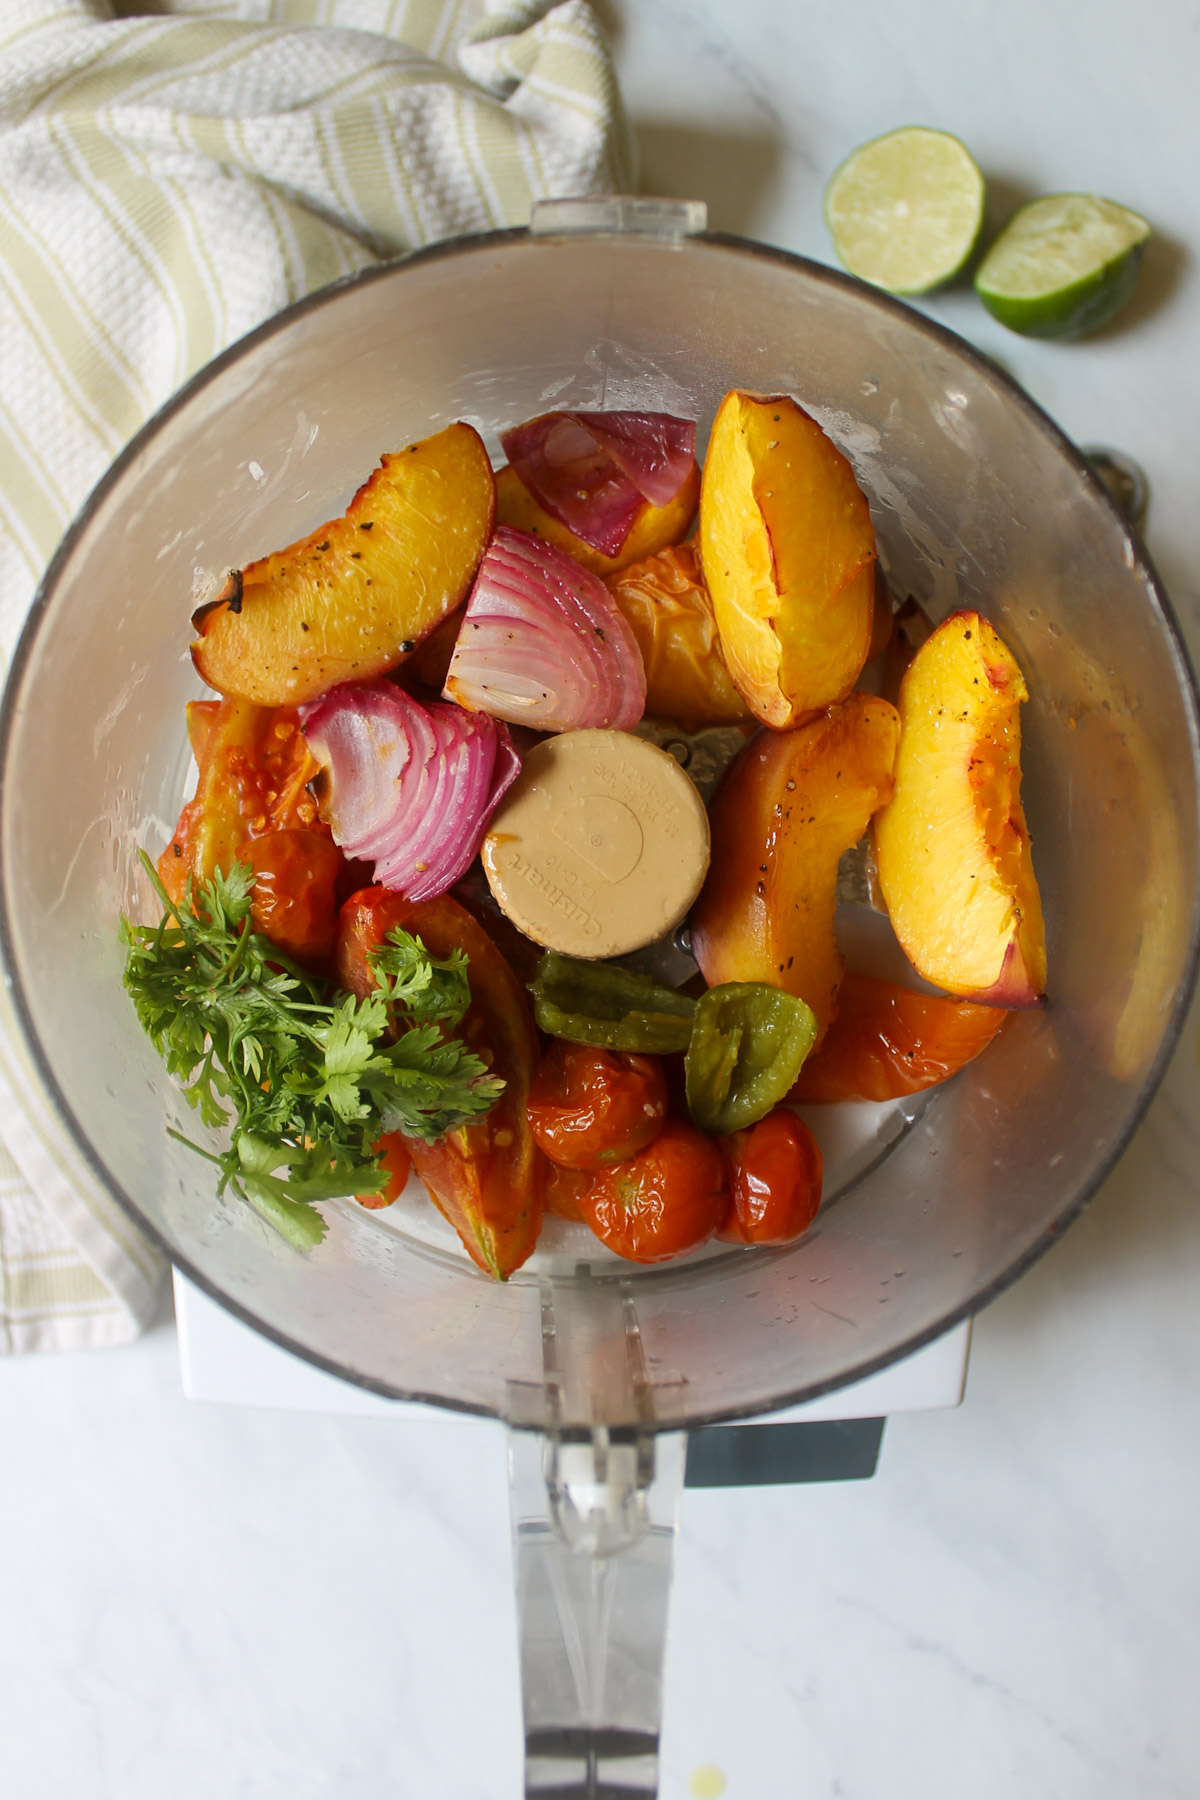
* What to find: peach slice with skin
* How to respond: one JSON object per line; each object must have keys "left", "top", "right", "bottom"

{"left": 192, "top": 423, "right": 495, "bottom": 706}
{"left": 699, "top": 390, "right": 876, "bottom": 730}
{"left": 874, "top": 610, "right": 1046, "bottom": 1005}
{"left": 493, "top": 461, "right": 699, "bottom": 578}
{"left": 690, "top": 692, "right": 901, "bottom": 1044}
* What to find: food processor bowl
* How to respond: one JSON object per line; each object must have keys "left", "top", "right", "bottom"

{"left": 3, "top": 204, "right": 1197, "bottom": 1796}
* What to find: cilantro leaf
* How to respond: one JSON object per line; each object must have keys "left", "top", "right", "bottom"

{"left": 124, "top": 853, "right": 503, "bottom": 1250}
{"left": 368, "top": 926, "right": 472, "bottom": 1023}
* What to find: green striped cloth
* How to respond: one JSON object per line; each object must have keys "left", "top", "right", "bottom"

{"left": 0, "top": 0, "right": 631, "bottom": 1352}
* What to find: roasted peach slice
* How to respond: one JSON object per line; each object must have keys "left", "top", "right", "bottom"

{"left": 690, "top": 693, "right": 900, "bottom": 1043}
{"left": 493, "top": 461, "right": 699, "bottom": 577}
{"left": 192, "top": 423, "right": 494, "bottom": 706}
{"left": 874, "top": 610, "right": 1046, "bottom": 1005}
{"left": 699, "top": 391, "right": 876, "bottom": 729}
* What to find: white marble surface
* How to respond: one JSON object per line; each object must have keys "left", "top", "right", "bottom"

{"left": 3, "top": 1, "right": 1200, "bottom": 1795}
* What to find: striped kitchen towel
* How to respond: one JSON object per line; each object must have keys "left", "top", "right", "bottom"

{"left": 0, "top": 0, "right": 632, "bottom": 1353}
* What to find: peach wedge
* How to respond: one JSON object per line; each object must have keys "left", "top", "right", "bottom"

{"left": 874, "top": 610, "right": 1046, "bottom": 1005}
{"left": 699, "top": 391, "right": 876, "bottom": 729}
{"left": 691, "top": 692, "right": 900, "bottom": 1044}
{"left": 192, "top": 423, "right": 495, "bottom": 706}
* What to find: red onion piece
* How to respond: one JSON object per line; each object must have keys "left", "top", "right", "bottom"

{"left": 444, "top": 526, "right": 646, "bottom": 733}
{"left": 572, "top": 412, "right": 696, "bottom": 509}
{"left": 301, "top": 681, "right": 519, "bottom": 903}
{"left": 499, "top": 410, "right": 696, "bottom": 555}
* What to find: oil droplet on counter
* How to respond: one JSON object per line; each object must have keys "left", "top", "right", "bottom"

{"left": 689, "top": 1766, "right": 727, "bottom": 1799}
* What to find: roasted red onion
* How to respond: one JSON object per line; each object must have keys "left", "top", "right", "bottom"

{"left": 301, "top": 681, "right": 520, "bottom": 902}
{"left": 443, "top": 526, "right": 646, "bottom": 733}
{"left": 571, "top": 411, "right": 696, "bottom": 508}
{"left": 500, "top": 410, "right": 696, "bottom": 555}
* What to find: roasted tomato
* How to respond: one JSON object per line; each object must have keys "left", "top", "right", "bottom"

{"left": 527, "top": 1043, "right": 668, "bottom": 1171}
{"left": 354, "top": 1132, "right": 413, "bottom": 1209}
{"left": 543, "top": 1161, "right": 593, "bottom": 1223}
{"left": 604, "top": 543, "right": 751, "bottom": 729}
{"left": 579, "top": 1119, "right": 726, "bottom": 1264}
{"left": 335, "top": 887, "right": 543, "bottom": 1279}
{"left": 789, "top": 972, "right": 1006, "bottom": 1103}
{"left": 236, "top": 828, "right": 342, "bottom": 964}
{"left": 718, "top": 1109, "right": 822, "bottom": 1245}
{"left": 158, "top": 698, "right": 330, "bottom": 909}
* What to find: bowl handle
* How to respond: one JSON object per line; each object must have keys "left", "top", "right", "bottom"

{"left": 508, "top": 1424, "right": 687, "bottom": 1798}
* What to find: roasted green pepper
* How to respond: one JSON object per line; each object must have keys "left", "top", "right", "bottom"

{"left": 529, "top": 953, "right": 696, "bottom": 1054}
{"left": 685, "top": 982, "right": 817, "bottom": 1134}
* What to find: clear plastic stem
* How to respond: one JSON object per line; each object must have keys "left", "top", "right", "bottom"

{"left": 509, "top": 1426, "right": 687, "bottom": 1799}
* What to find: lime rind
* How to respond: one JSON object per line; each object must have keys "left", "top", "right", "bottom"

{"left": 975, "top": 193, "right": 1151, "bottom": 339}
{"left": 824, "top": 126, "right": 987, "bottom": 296}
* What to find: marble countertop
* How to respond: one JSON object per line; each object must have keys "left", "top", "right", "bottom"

{"left": 3, "top": 2, "right": 1200, "bottom": 1796}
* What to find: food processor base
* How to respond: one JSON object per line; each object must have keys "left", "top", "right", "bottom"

{"left": 173, "top": 1269, "right": 969, "bottom": 1444}
{"left": 175, "top": 1270, "right": 969, "bottom": 1796}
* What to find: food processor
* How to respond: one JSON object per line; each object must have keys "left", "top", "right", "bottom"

{"left": 2, "top": 197, "right": 1196, "bottom": 1796}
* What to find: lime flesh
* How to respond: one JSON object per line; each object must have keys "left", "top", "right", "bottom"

{"left": 975, "top": 193, "right": 1151, "bottom": 339}
{"left": 824, "top": 126, "right": 986, "bottom": 295}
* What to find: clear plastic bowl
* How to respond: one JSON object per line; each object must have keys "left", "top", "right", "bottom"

{"left": 2, "top": 221, "right": 1197, "bottom": 1428}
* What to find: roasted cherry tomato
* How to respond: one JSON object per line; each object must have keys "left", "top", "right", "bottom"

{"left": 718, "top": 1108, "right": 822, "bottom": 1246}
{"left": 354, "top": 1132, "right": 413, "bottom": 1209}
{"left": 789, "top": 972, "right": 1006, "bottom": 1103}
{"left": 543, "top": 1161, "right": 593, "bottom": 1223}
{"left": 335, "top": 887, "right": 543, "bottom": 1279}
{"left": 236, "top": 828, "right": 342, "bottom": 964}
{"left": 579, "top": 1119, "right": 726, "bottom": 1264}
{"left": 527, "top": 1042, "right": 668, "bottom": 1171}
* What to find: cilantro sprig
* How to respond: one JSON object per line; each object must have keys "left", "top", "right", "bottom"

{"left": 121, "top": 854, "right": 503, "bottom": 1251}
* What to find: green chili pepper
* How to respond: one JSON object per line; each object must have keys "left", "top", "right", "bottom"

{"left": 685, "top": 982, "right": 817, "bottom": 1134}
{"left": 529, "top": 952, "right": 697, "bottom": 1054}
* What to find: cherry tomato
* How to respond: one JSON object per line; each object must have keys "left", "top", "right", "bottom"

{"left": 717, "top": 1108, "right": 822, "bottom": 1246}
{"left": 579, "top": 1119, "right": 726, "bottom": 1264}
{"left": 543, "top": 1160, "right": 592, "bottom": 1223}
{"left": 527, "top": 1042, "right": 667, "bottom": 1171}
{"left": 354, "top": 1132, "right": 412, "bottom": 1209}
{"left": 335, "top": 887, "right": 543, "bottom": 1279}
{"left": 789, "top": 971, "right": 1006, "bottom": 1103}
{"left": 236, "top": 828, "right": 342, "bottom": 964}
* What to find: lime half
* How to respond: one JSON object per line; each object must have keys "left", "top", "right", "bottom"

{"left": 975, "top": 194, "right": 1151, "bottom": 339}
{"left": 824, "top": 126, "right": 986, "bottom": 295}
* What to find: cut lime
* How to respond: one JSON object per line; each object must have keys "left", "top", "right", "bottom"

{"left": 975, "top": 194, "right": 1151, "bottom": 339}
{"left": 824, "top": 127, "right": 986, "bottom": 295}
